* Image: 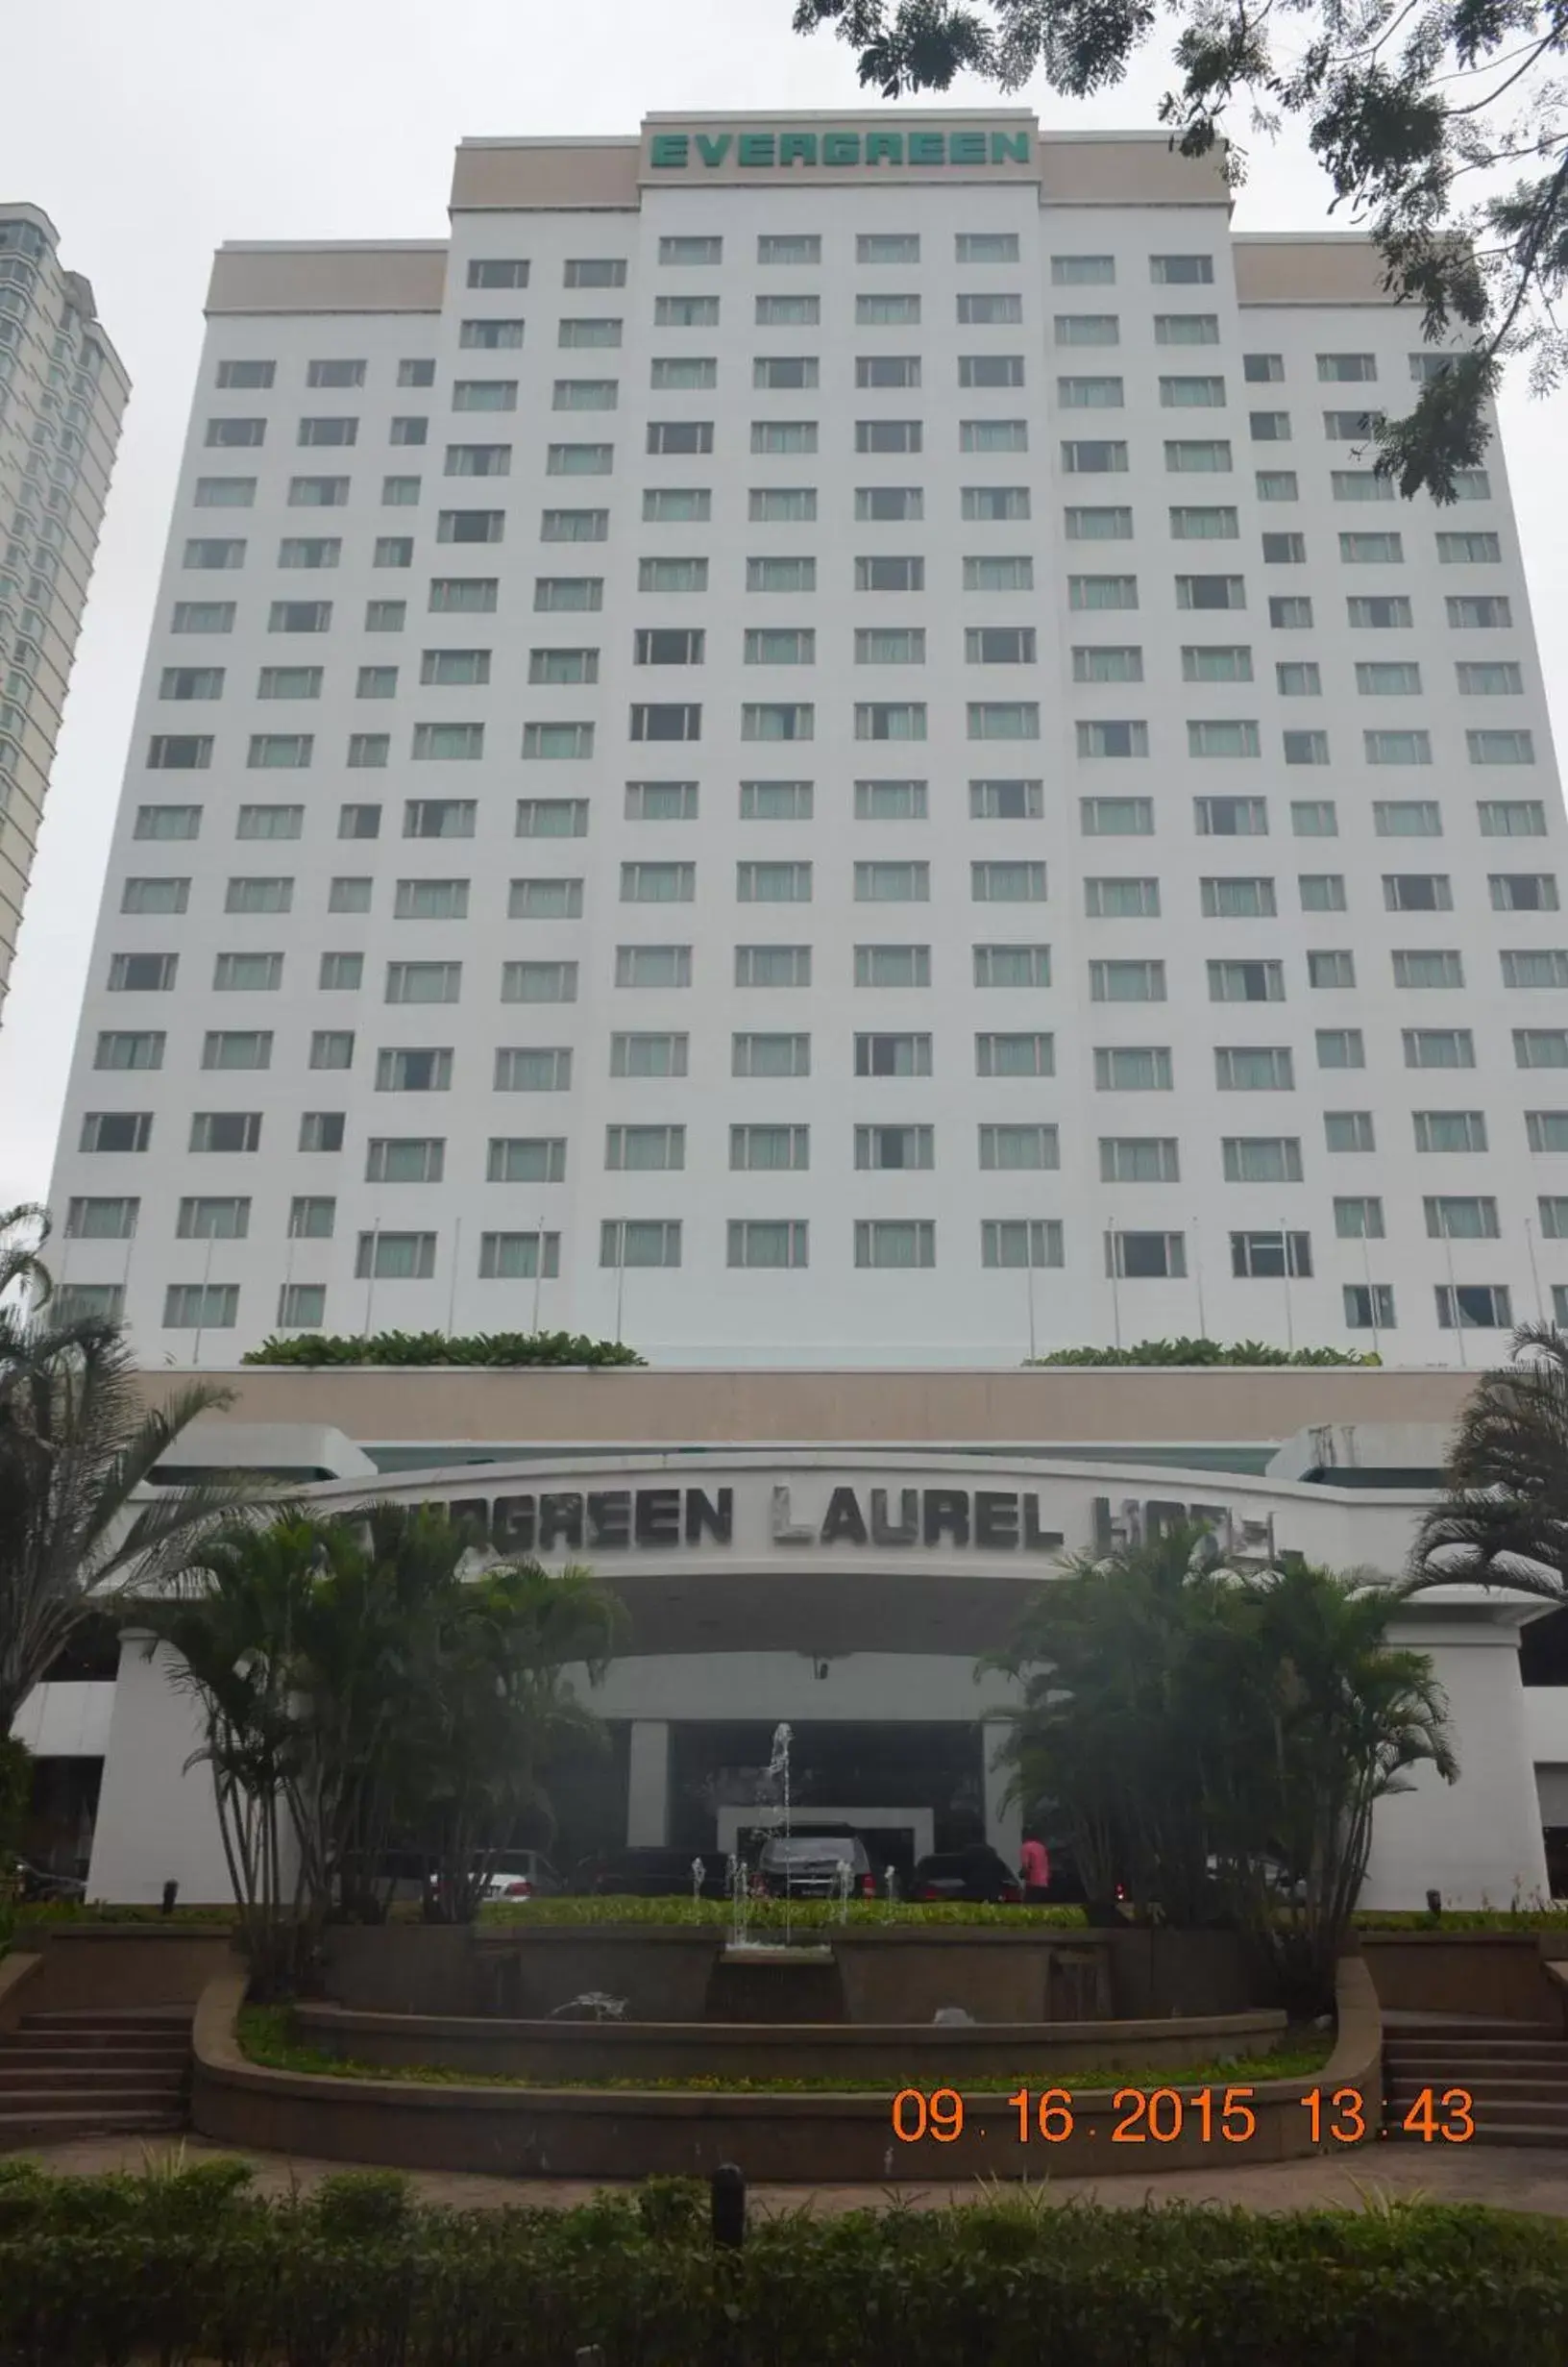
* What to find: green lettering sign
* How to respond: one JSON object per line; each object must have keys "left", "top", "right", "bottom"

{"left": 649, "top": 124, "right": 1034, "bottom": 170}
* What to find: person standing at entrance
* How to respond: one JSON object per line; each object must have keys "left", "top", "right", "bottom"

{"left": 1019, "top": 1835, "right": 1050, "bottom": 1903}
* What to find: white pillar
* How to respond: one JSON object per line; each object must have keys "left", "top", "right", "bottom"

{"left": 625, "top": 1718, "right": 671, "bottom": 1847}
{"left": 87, "top": 1628, "right": 299, "bottom": 1907}
{"left": 981, "top": 1716, "right": 1022, "bottom": 1872}
{"left": 1362, "top": 1608, "right": 1550, "bottom": 1910}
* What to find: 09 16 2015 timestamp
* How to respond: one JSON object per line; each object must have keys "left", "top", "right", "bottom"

{"left": 888, "top": 2082, "right": 1478, "bottom": 2146}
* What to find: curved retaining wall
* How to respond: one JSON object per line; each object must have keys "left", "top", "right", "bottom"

{"left": 192, "top": 1960, "right": 1379, "bottom": 2182}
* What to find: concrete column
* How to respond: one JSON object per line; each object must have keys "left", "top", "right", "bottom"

{"left": 86, "top": 1628, "right": 299, "bottom": 1907}
{"left": 981, "top": 1717, "right": 1022, "bottom": 1873}
{"left": 625, "top": 1718, "right": 672, "bottom": 1847}
{"left": 1363, "top": 1613, "right": 1550, "bottom": 1910}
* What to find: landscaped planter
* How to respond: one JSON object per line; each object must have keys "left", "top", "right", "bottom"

{"left": 1358, "top": 1929, "right": 1568, "bottom": 2025}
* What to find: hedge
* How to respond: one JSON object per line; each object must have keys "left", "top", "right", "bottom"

{"left": 0, "top": 2161, "right": 1563, "bottom": 2365}
{"left": 480, "top": 1895, "right": 1091, "bottom": 1929}
{"left": 239, "top": 1327, "right": 646, "bottom": 1368}
{"left": 1025, "top": 1339, "right": 1381, "bottom": 1368}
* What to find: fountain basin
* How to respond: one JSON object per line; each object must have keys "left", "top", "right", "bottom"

{"left": 720, "top": 1943, "right": 834, "bottom": 1963}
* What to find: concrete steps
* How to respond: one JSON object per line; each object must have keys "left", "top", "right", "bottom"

{"left": 0, "top": 2008, "right": 191, "bottom": 2150}
{"left": 1384, "top": 2022, "right": 1568, "bottom": 2149}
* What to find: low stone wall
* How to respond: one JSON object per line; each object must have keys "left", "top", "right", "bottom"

{"left": 0, "top": 1955, "right": 43, "bottom": 2034}
{"left": 9, "top": 1925, "right": 235, "bottom": 2010}
{"left": 294, "top": 2000, "right": 1286, "bottom": 2085}
{"left": 192, "top": 1960, "right": 1378, "bottom": 2182}
{"left": 1359, "top": 1931, "right": 1568, "bottom": 2025}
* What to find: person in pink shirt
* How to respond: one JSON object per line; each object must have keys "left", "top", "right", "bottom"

{"left": 1018, "top": 1836, "right": 1050, "bottom": 1902}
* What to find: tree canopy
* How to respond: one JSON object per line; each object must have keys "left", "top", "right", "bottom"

{"left": 1412, "top": 1320, "right": 1568, "bottom": 1599}
{"left": 792, "top": 0, "right": 1568, "bottom": 497}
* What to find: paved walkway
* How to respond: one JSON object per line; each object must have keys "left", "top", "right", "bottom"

{"left": 13, "top": 2131, "right": 1568, "bottom": 2217}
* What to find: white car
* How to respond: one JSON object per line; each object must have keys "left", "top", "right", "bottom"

{"left": 478, "top": 1852, "right": 563, "bottom": 1902}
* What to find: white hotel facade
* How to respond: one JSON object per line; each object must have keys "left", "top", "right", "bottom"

{"left": 42, "top": 113, "right": 1568, "bottom": 1368}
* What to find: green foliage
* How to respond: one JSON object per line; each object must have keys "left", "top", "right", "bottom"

{"left": 791, "top": 0, "right": 1568, "bottom": 503}
{"left": 127, "top": 1502, "right": 623, "bottom": 1994}
{"left": 1412, "top": 1322, "right": 1568, "bottom": 1601}
{"left": 241, "top": 1326, "right": 646, "bottom": 1368}
{"left": 481, "top": 1892, "right": 1090, "bottom": 1928}
{"left": 1026, "top": 1339, "right": 1379, "bottom": 1368}
{"left": 985, "top": 1529, "right": 1456, "bottom": 2010}
{"left": 308, "top": 2170, "right": 413, "bottom": 2242}
{"left": 236, "top": 2004, "right": 1332, "bottom": 2091}
{"left": 0, "top": 2174, "right": 1565, "bottom": 2363}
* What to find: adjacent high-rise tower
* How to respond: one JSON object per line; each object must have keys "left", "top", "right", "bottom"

{"left": 0, "top": 205, "right": 129, "bottom": 1022}
{"left": 42, "top": 117, "right": 1568, "bottom": 1366}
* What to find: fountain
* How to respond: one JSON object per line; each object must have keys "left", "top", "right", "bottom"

{"left": 768, "top": 1720, "right": 794, "bottom": 1950}
{"left": 691, "top": 1856, "right": 705, "bottom": 1909}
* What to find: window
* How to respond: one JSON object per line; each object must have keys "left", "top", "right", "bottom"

{"left": 1093, "top": 1046, "right": 1170, "bottom": 1091}
{"left": 502, "top": 959, "right": 578, "bottom": 1003}
{"left": 1492, "top": 875, "right": 1560, "bottom": 912}
{"left": 210, "top": 951, "right": 282, "bottom": 992}
{"left": 564, "top": 259, "right": 626, "bottom": 287}
{"left": 857, "top": 556, "right": 925, "bottom": 592}
{"left": 80, "top": 1112, "right": 154, "bottom": 1154}
{"left": 121, "top": 877, "right": 190, "bottom": 918}
{"left": 1517, "top": 1029, "right": 1568, "bottom": 1070}
{"left": 723, "top": 1221, "right": 808, "bottom": 1271}
{"left": 1458, "top": 661, "right": 1524, "bottom": 694}
{"left": 1055, "top": 314, "right": 1118, "bottom": 348}
{"left": 1309, "top": 950, "right": 1355, "bottom": 988}
{"left": 1317, "top": 1029, "right": 1365, "bottom": 1070}
{"left": 188, "top": 1112, "right": 262, "bottom": 1153}
{"left": 1480, "top": 800, "right": 1546, "bottom": 837}
{"left": 516, "top": 801, "right": 588, "bottom": 839}
{"left": 93, "top": 1029, "right": 165, "bottom": 1073}
{"left": 319, "top": 952, "right": 364, "bottom": 991}
{"left": 206, "top": 417, "right": 265, "bottom": 449}
{"left": 384, "top": 960, "right": 460, "bottom": 1006}
{"left": 1542, "top": 1197, "right": 1568, "bottom": 1238}
{"left": 734, "top": 945, "right": 811, "bottom": 988}
{"left": 521, "top": 721, "right": 595, "bottom": 760}
{"left": 236, "top": 804, "right": 303, "bottom": 840}
{"left": 289, "top": 476, "right": 351, "bottom": 509}
{"left": 374, "top": 1048, "right": 453, "bottom": 1095}
{"left": 1223, "top": 1137, "right": 1304, "bottom": 1184}
{"left": 354, "top": 1232, "right": 437, "bottom": 1282}
{"left": 539, "top": 508, "right": 605, "bottom": 543}
{"left": 174, "top": 1194, "right": 253, "bottom": 1243}
{"left": 978, "top": 1122, "right": 1059, "bottom": 1174}
{"left": 625, "top": 780, "right": 698, "bottom": 821}
{"left": 308, "top": 1030, "right": 354, "bottom": 1071}
{"left": 754, "top": 358, "right": 818, "bottom": 392}
{"left": 1262, "top": 532, "right": 1307, "bottom": 563}
{"left": 1097, "top": 1138, "right": 1180, "bottom": 1188}
{"left": 1326, "top": 1111, "right": 1375, "bottom": 1152}
{"left": 609, "top": 1032, "right": 688, "bottom": 1078}
{"left": 1232, "top": 1231, "right": 1313, "bottom": 1279}
{"left": 1250, "top": 412, "right": 1291, "bottom": 442}
{"left": 162, "top": 1285, "right": 239, "bottom": 1331}
{"left": 856, "top": 1031, "right": 934, "bottom": 1077}
{"left": 184, "top": 538, "right": 246, "bottom": 571}
{"left": 855, "top": 486, "right": 921, "bottom": 522}
{"left": 853, "top": 945, "right": 929, "bottom": 989}
{"left": 973, "top": 944, "right": 1051, "bottom": 989}
{"left": 749, "top": 489, "right": 816, "bottom": 525}
{"left": 1404, "top": 1027, "right": 1475, "bottom": 1067}
{"left": 734, "top": 1032, "right": 810, "bottom": 1077}
{"left": 1090, "top": 958, "right": 1164, "bottom": 1002}
{"left": 1376, "top": 801, "right": 1443, "bottom": 840}
{"left": 856, "top": 418, "right": 923, "bottom": 456}
{"left": 145, "top": 734, "right": 212, "bottom": 772}
{"left": 1063, "top": 505, "right": 1129, "bottom": 540}
{"left": 1333, "top": 471, "right": 1394, "bottom": 504}
{"left": 621, "top": 860, "right": 695, "bottom": 903}
{"left": 750, "top": 628, "right": 817, "bottom": 664}
{"left": 1085, "top": 875, "right": 1160, "bottom": 917}
{"left": 753, "top": 422, "right": 819, "bottom": 456}
{"left": 487, "top": 1137, "right": 567, "bottom": 1184}
{"left": 1469, "top": 728, "right": 1535, "bottom": 766}
{"left": 1160, "top": 376, "right": 1225, "bottom": 409}
{"left": 433, "top": 577, "right": 501, "bottom": 614}
{"left": 1211, "top": 958, "right": 1285, "bottom": 1001}
{"left": 224, "top": 875, "right": 293, "bottom": 916}
{"left": 855, "top": 1125, "right": 934, "bottom": 1173}
{"left": 640, "top": 557, "right": 709, "bottom": 593}
{"left": 1189, "top": 722, "right": 1261, "bottom": 760}
{"left": 645, "top": 488, "right": 712, "bottom": 524}
{"left": 1413, "top": 1110, "right": 1487, "bottom": 1151}
{"left": 1076, "top": 721, "right": 1149, "bottom": 759}
{"left": 1529, "top": 1113, "right": 1568, "bottom": 1151}
{"left": 743, "top": 779, "right": 815, "bottom": 821}
{"left": 858, "top": 234, "right": 920, "bottom": 264}
{"left": 616, "top": 945, "right": 692, "bottom": 988}
{"left": 1394, "top": 950, "right": 1465, "bottom": 989}
{"left": 855, "top": 1220, "right": 935, "bottom": 1270}
{"left": 1448, "top": 595, "right": 1512, "bottom": 629}
{"left": 1107, "top": 1231, "right": 1187, "bottom": 1278}
{"left": 738, "top": 860, "right": 812, "bottom": 903}
{"left": 648, "top": 419, "right": 715, "bottom": 456}
{"left": 1341, "top": 533, "right": 1405, "bottom": 566}
{"left": 1384, "top": 873, "right": 1452, "bottom": 912}
{"left": 64, "top": 1196, "right": 140, "bottom": 1240}
{"left": 454, "top": 379, "right": 519, "bottom": 408}
{"left": 850, "top": 779, "right": 923, "bottom": 822}
{"left": 733, "top": 1124, "right": 810, "bottom": 1172}
{"left": 492, "top": 1046, "right": 572, "bottom": 1093}
{"left": 193, "top": 479, "right": 254, "bottom": 513}
{"left": 215, "top": 359, "right": 274, "bottom": 389}
{"left": 1257, "top": 471, "right": 1298, "bottom": 502}
{"left": 1058, "top": 376, "right": 1122, "bottom": 408}
{"left": 746, "top": 558, "right": 816, "bottom": 595}
{"left": 1437, "top": 1284, "right": 1512, "bottom": 1330}
{"left": 1214, "top": 1046, "right": 1293, "bottom": 1090}
{"left": 1357, "top": 661, "right": 1422, "bottom": 695}
{"left": 1423, "top": 1196, "right": 1500, "bottom": 1242}
{"left": 1196, "top": 797, "right": 1268, "bottom": 838}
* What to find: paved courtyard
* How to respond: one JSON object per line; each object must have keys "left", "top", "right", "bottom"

{"left": 13, "top": 2130, "right": 1568, "bottom": 2217}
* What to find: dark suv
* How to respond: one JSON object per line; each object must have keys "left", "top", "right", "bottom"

{"left": 909, "top": 1845, "right": 1021, "bottom": 1904}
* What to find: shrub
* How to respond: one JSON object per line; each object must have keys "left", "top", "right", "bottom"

{"left": 240, "top": 1327, "right": 645, "bottom": 1368}
{"left": 0, "top": 2182, "right": 1562, "bottom": 2364}
{"left": 309, "top": 2170, "right": 413, "bottom": 2242}
{"left": 1025, "top": 1339, "right": 1380, "bottom": 1368}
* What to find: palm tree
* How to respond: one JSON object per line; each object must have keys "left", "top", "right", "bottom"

{"left": 0, "top": 1278, "right": 251, "bottom": 1738}
{"left": 1411, "top": 1321, "right": 1568, "bottom": 1601}
{"left": 0, "top": 1205, "right": 52, "bottom": 1313}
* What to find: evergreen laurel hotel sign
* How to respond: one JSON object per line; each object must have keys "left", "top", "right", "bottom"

{"left": 647, "top": 128, "right": 1033, "bottom": 171}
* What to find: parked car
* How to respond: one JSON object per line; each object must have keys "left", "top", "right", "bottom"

{"left": 755, "top": 1830, "right": 877, "bottom": 1900}
{"left": 584, "top": 1848, "right": 731, "bottom": 1899}
{"left": 479, "top": 1852, "right": 564, "bottom": 1902}
{"left": 909, "top": 1845, "right": 1021, "bottom": 1905}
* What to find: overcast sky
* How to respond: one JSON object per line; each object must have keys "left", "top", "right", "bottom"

{"left": 4, "top": 0, "right": 1565, "bottom": 1216}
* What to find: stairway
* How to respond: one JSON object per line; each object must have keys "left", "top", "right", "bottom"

{"left": 1384, "top": 2015, "right": 1568, "bottom": 2148}
{"left": 0, "top": 2008, "right": 191, "bottom": 2150}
